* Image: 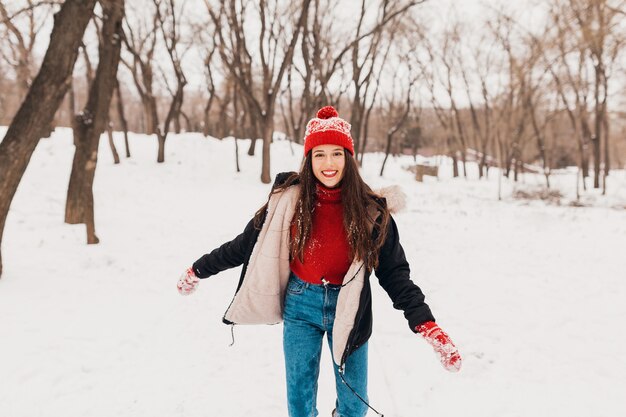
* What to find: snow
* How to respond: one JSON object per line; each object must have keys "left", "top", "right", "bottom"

{"left": 1, "top": 127, "right": 625, "bottom": 417}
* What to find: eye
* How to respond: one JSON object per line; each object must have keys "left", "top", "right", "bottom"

{"left": 333, "top": 152, "right": 343, "bottom": 157}
{"left": 314, "top": 153, "right": 324, "bottom": 158}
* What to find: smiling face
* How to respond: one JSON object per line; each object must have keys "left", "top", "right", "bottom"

{"left": 311, "top": 144, "right": 346, "bottom": 188}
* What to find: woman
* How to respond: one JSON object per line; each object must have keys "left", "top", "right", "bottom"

{"left": 177, "top": 106, "right": 461, "bottom": 417}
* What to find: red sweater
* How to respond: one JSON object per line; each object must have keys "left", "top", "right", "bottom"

{"left": 289, "top": 184, "right": 351, "bottom": 285}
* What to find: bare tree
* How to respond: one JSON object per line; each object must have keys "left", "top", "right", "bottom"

{"left": 282, "top": 0, "right": 344, "bottom": 147}
{"left": 543, "top": 5, "right": 594, "bottom": 190}
{"left": 0, "top": 1, "right": 57, "bottom": 102}
{"left": 196, "top": 27, "right": 219, "bottom": 137}
{"left": 357, "top": 57, "right": 385, "bottom": 165}
{"left": 418, "top": 33, "right": 463, "bottom": 178}
{"left": 380, "top": 62, "right": 417, "bottom": 176}
{"left": 524, "top": 0, "right": 626, "bottom": 194}
{"left": 65, "top": 0, "right": 124, "bottom": 244}
{"left": 121, "top": 0, "right": 187, "bottom": 163}
{"left": 206, "top": 0, "right": 312, "bottom": 183}
{"left": 106, "top": 118, "right": 121, "bottom": 163}
{"left": 568, "top": 0, "right": 625, "bottom": 191}
{"left": 520, "top": 37, "right": 558, "bottom": 187}
{"left": 153, "top": 0, "right": 189, "bottom": 161}
{"left": 349, "top": 2, "right": 389, "bottom": 160}
{"left": 457, "top": 29, "right": 501, "bottom": 179}
{"left": 0, "top": 0, "right": 97, "bottom": 278}
{"left": 113, "top": 76, "right": 131, "bottom": 157}
{"left": 487, "top": 12, "right": 537, "bottom": 182}
{"left": 121, "top": 1, "right": 158, "bottom": 135}
{"left": 441, "top": 26, "right": 471, "bottom": 177}
{"left": 492, "top": 15, "right": 559, "bottom": 187}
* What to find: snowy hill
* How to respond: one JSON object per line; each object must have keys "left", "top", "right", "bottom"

{"left": 1, "top": 128, "right": 625, "bottom": 417}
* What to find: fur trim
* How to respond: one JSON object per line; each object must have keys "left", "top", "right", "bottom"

{"left": 376, "top": 185, "right": 407, "bottom": 214}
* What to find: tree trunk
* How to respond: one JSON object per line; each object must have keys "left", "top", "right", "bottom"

{"left": 233, "top": 84, "right": 240, "bottom": 138}
{"left": 234, "top": 138, "right": 241, "bottom": 173}
{"left": 0, "top": 0, "right": 97, "bottom": 277}
{"left": 181, "top": 111, "right": 192, "bottom": 133}
{"left": 603, "top": 119, "right": 610, "bottom": 176}
{"left": 156, "top": 73, "right": 185, "bottom": 163}
{"left": 359, "top": 109, "right": 372, "bottom": 166}
{"left": 65, "top": 127, "right": 91, "bottom": 224}
{"left": 592, "top": 63, "right": 603, "bottom": 189}
{"left": 349, "top": 99, "right": 363, "bottom": 162}
{"left": 157, "top": 131, "right": 166, "bottom": 163}
{"left": 64, "top": 0, "right": 124, "bottom": 245}
{"left": 203, "top": 96, "right": 214, "bottom": 137}
{"left": 218, "top": 96, "right": 230, "bottom": 138}
{"left": 380, "top": 132, "right": 393, "bottom": 177}
{"left": 449, "top": 135, "right": 459, "bottom": 178}
{"left": 513, "top": 158, "right": 522, "bottom": 182}
{"left": 65, "top": 118, "right": 100, "bottom": 237}
{"left": 68, "top": 78, "right": 76, "bottom": 126}
{"left": 141, "top": 96, "right": 156, "bottom": 135}
{"left": 451, "top": 151, "right": 459, "bottom": 178}
{"left": 248, "top": 138, "right": 257, "bottom": 156}
{"left": 579, "top": 115, "right": 591, "bottom": 179}
{"left": 602, "top": 111, "right": 609, "bottom": 195}
{"left": 504, "top": 147, "right": 513, "bottom": 178}
{"left": 479, "top": 154, "right": 486, "bottom": 179}
{"left": 497, "top": 134, "right": 503, "bottom": 201}
{"left": 460, "top": 150, "right": 467, "bottom": 178}
{"left": 107, "top": 124, "right": 120, "bottom": 164}
{"left": 591, "top": 135, "right": 600, "bottom": 189}
{"left": 114, "top": 79, "right": 130, "bottom": 157}
{"left": 247, "top": 111, "right": 263, "bottom": 155}
{"left": 261, "top": 118, "right": 273, "bottom": 184}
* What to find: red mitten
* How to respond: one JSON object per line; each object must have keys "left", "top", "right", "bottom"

{"left": 177, "top": 267, "right": 200, "bottom": 295}
{"left": 417, "top": 321, "right": 462, "bottom": 372}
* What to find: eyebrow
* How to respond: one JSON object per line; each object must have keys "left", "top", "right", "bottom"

{"left": 314, "top": 148, "right": 343, "bottom": 153}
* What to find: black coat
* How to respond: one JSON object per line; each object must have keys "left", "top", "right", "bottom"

{"left": 192, "top": 172, "right": 435, "bottom": 364}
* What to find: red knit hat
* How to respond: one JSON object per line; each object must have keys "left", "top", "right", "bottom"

{"left": 303, "top": 106, "right": 354, "bottom": 155}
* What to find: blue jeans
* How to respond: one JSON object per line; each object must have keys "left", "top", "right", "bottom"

{"left": 283, "top": 273, "right": 368, "bottom": 417}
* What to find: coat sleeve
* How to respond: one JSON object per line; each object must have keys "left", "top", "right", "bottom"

{"left": 374, "top": 215, "right": 435, "bottom": 332}
{"left": 191, "top": 217, "right": 257, "bottom": 278}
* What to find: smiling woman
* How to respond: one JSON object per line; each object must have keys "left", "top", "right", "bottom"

{"left": 311, "top": 145, "right": 346, "bottom": 188}
{"left": 177, "top": 106, "right": 462, "bottom": 417}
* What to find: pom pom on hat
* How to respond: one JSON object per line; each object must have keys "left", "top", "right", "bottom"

{"left": 317, "top": 106, "right": 339, "bottom": 119}
{"left": 304, "top": 106, "right": 354, "bottom": 155}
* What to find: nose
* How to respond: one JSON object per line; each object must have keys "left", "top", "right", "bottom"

{"left": 323, "top": 155, "right": 335, "bottom": 167}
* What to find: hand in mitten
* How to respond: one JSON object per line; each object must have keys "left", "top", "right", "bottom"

{"left": 416, "top": 321, "right": 462, "bottom": 372}
{"left": 177, "top": 267, "right": 200, "bottom": 295}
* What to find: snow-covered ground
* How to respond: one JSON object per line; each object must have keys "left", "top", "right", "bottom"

{"left": 1, "top": 128, "right": 625, "bottom": 417}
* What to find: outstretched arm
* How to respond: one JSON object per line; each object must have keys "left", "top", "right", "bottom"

{"left": 191, "top": 217, "right": 258, "bottom": 278}
{"left": 374, "top": 216, "right": 435, "bottom": 329}
{"left": 176, "top": 217, "right": 259, "bottom": 295}
{"left": 375, "top": 216, "right": 461, "bottom": 372}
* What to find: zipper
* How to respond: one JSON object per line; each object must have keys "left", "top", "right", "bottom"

{"left": 339, "top": 261, "right": 370, "bottom": 365}
{"left": 340, "top": 329, "right": 357, "bottom": 365}
{"left": 222, "top": 231, "right": 259, "bottom": 324}
{"left": 222, "top": 277, "right": 245, "bottom": 324}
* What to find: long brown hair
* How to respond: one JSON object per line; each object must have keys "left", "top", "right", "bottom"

{"left": 253, "top": 149, "right": 390, "bottom": 271}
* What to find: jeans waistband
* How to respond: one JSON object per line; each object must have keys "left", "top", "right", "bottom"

{"left": 289, "top": 272, "right": 342, "bottom": 291}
